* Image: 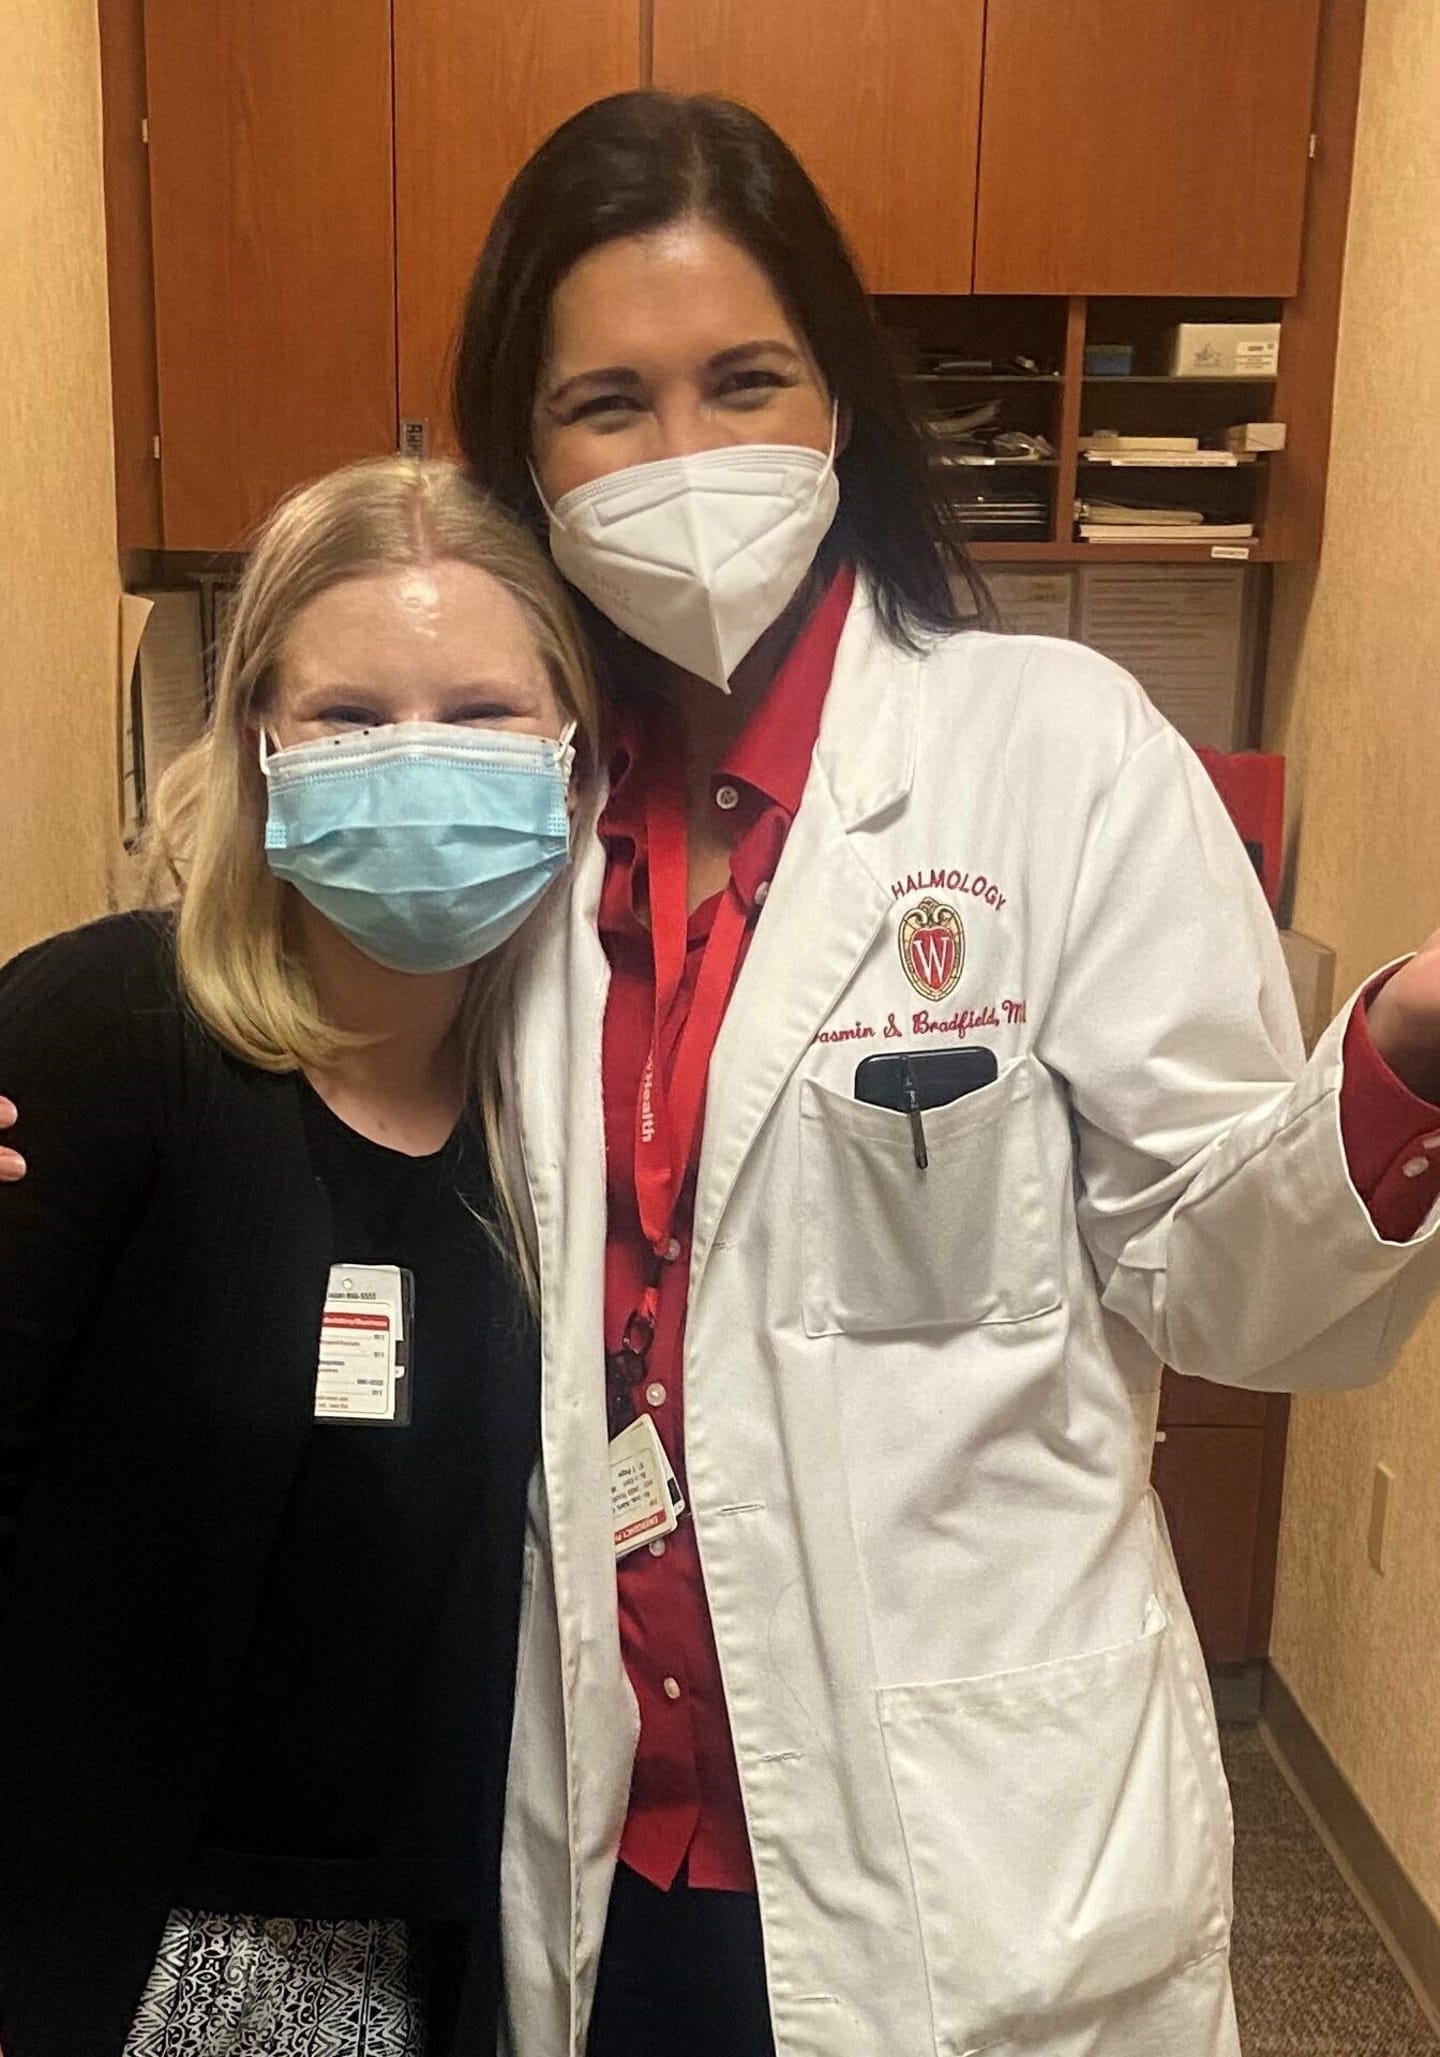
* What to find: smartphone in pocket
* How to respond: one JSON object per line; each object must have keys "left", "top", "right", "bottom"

{"left": 853, "top": 1046, "right": 998, "bottom": 1112}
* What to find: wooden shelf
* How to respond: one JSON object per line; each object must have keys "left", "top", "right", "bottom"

{"left": 1079, "top": 455, "right": 1260, "bottom": 469}
{"left": 971, "top": 539, "right": 1273, "bottom": 564}
{"left": 1083, "top": 374, "right": 1280, "bottom": 386}
{"left": 934, "top": 456, "right": 1059, "bottom": 468}
{"left": 901, "top": 287, "right": 1313, "bottom": 562}
{"left": 906, "top": 373, "right": 1061, "bottom": 387}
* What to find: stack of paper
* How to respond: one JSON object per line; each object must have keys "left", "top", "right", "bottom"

{"left": 1079, "top": 522, "right": 1256, "bottom": 544}
{"left": 1083, "top": 434, "right": 1250, "bottom": 468}
{"left": 1084, "top": 434, "right": 1200, "bottom": 454}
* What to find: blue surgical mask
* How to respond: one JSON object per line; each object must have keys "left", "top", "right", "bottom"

{"left": 261, "top": 720, "right": 576, "bottom": 973}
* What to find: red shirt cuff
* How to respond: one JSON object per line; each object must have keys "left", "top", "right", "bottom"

{"left": 1340, "top": 972, "right": 1440, "bottom": 1240}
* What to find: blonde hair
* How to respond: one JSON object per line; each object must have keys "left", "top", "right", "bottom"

{"left": 146, "top": 456, "right": 597, "bottom": 1290}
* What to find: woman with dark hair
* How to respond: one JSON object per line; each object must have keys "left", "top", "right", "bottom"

{"left": 438, "top": 88, "right": 1440, "bottom": 2057}
{"left": 453, "top": 90, "right": 991, "bottom": 651}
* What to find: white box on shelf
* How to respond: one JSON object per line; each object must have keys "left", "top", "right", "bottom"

{"left": 1226, "top": 421, "right": 1288, "bottom": 453}
{"left": 1166, "top": 322, "right": 1281, "bottom": 378}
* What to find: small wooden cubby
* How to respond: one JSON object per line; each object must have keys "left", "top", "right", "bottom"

{"left": 877, "top": 288, "right": 1337, "bottom": 567}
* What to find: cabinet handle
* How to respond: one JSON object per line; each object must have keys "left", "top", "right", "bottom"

{"left": 1154, "top": 1429, "right": 1168, "bottom": 1444}
{"left": 399, "top": 418, "right": 429, "bottom": 460}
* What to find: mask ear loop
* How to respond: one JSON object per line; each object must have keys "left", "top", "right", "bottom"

{"left": 553, "top": 717, "right": 579, "bottom": 784}
{"left": 816, "top": 397, "right": 840, "bottom": 484}
{"left": 528, "top": 462, "right": 560, "bottom": 524}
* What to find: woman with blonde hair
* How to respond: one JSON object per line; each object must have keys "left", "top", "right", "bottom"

{"left": 0, "top": 456, "right": 594, "bottom": 2057}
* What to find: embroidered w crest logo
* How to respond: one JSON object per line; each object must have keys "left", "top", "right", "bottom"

{"left": 899, "top": 898, "right": 965, "bottom": 1002}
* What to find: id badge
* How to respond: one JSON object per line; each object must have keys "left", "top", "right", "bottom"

{"left": 316, "top": 1263, "right": 414, "bottom": 1425}
{"left": 610, "top": 1415, "right": 683, "bottom": 1559}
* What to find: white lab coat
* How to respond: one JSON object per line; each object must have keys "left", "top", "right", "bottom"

{"left": 497, "top": 582, "right": 1440, "bottom": 2057}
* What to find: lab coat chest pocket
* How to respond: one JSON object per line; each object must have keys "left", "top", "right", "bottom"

{"left": 798, "top": 1053, "right": 1060, "bottom": 1337}
{"left": 878, "top": 1608, "right": 1232, "bottom": 2050}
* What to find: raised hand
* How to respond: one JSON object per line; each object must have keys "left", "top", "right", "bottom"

{"left": 1367, "top": 932, "right": 1440, "bottom": 1106}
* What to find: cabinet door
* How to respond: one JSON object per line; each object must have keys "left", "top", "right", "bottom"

{"left": 1159, "top": 1369, "right": 1269, "bottom": 1429}
{"left": 395, "top": 0, "right": 644, "bottom": 436}
{"left": 652, "top": 0, "right": 985, "bottom": 294}
{"left": 975, "top": 0, "right": 1322, "bottom": 296}
{"left": 144, "top": 2, "right": 397, "bottom": 551}
{"left": 1152, "top": 1427, "right": 1267, "bottom": 1664}
{"left": 99, "top": 0, "right": 162, "bottom": 550}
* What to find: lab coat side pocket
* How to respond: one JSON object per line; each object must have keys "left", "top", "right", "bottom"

{"left": 511, "top": 1541, "right": 541, "bottom": 1720}
{"left": 877, "top": 1606, "right": 1231, "bottom": 2053}
{"left": 799, "top": 1053, "right": 1061, "bottom": 1338}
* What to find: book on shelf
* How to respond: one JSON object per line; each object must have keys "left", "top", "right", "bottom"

{"left": 1079, "top": 522, "right": 1257, "bottom": 544}
{"left": 1083, "top": 434, "right": 1200, "bottom": 453}
{"left": 1083, "top": 450, "right": 1250, "bottom": 467}
{"left": 1079, "top": 501, "right": 1204, "bottom": 525}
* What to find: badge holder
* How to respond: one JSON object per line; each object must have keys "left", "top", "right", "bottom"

{"left": 610, "top": 1414, "right": 686, "bottom": 1559}
{"left": 315, "top": 1262, "right": 415, "bottom": 1425}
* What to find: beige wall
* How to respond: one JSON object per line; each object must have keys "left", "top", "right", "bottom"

{"left": 1265, "top": 0, "right": 1440, "bottom": 1916}
{"left": 0, "top": 0, "right": 120, "bottom": 958}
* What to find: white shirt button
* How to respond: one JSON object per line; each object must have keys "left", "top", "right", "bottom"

{"left": 646, "top": 1382, "right": 667, "bottom": 1408}
{"left": 663, "top": 1676, "right": 682, "bottom": 1700}
{"left": 754, "top": 879, "right": 771, "bottom": 905}
{"left": 662, "top": 1237, "right": 682, "bottom": 1263}
{"left": 265, "top": 1919, "right": 297, "bottom": 1948}
{"left": 1403, "top": 1157, "right": 1430, "bottom": 1178}
{"left": 715, "top": 783, "right": 740, "bottom": 812}
{"left": 648, "top": 1539, "right": 667, "bottom": 1557}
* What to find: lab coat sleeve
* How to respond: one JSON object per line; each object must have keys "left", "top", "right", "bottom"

{"left": 1037, "top": 721, "right": 1440, "bottom": 1392}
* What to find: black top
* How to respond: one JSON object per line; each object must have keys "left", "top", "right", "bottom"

{"left": 185, "top": 1086, "right": 535, "bottom": 1919}
{"left": 0, "top": 915, "right": 537, "bottom": 2057}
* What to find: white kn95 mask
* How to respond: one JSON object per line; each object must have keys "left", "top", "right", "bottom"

{"left": 537, "top": 410, "right": 840, "bottom": 692}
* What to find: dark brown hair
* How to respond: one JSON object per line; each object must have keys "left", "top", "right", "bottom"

{"left": 452, "top": 90, "right": 990, "bottom": 649}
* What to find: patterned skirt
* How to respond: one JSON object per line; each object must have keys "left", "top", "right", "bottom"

{"left": 123, "top": 1909, "right": 427, "bottom": 2056}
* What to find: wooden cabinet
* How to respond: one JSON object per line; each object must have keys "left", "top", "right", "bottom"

{"left": 143, "top": 2, "right": 398, "bottom": 550}
{"left": 110, "top": 0, "right": 1357, "bottom": 557}
{"left": 394, "top": 0, "right": 644, "bottom": 438}
{"left": 1153, "top": 1373, "right": 1290, "bottom": 1665}
{"left": 652, "top": 0, "right": 985, "bottom": 294}
{"left": 99, "top": 0, "right": 162, "bottom": 552}
{"left": 975, "top": 0, "right": 1323, "bottom": 296}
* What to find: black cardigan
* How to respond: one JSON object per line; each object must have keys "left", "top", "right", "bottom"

{"left": 0, "top": 914, "right": 537, "bottom": 2057}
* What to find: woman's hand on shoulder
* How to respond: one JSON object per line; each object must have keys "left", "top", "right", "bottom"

{"left": 1368, "top": 933, "right": 1440, "bottom": 1105}
{"left": 0, "top": 1097, "right": 25, "bottom": 1181}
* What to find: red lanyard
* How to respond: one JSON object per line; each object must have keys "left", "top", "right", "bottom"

{"left": 622, "top": 739, "right": 749, "bottom": 1365}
